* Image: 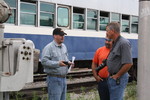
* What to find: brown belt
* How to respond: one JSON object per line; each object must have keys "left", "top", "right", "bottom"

{"left": 47, "top": 74, "right": 66, "bottom": 78}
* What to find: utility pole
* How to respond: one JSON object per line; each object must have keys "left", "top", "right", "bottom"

{"left": 138, "top": 0, "right": 150, "bottom": 100}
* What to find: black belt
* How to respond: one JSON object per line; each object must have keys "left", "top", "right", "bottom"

{"left": 110, "top": 73, "right": 117, "bottom": 76}
{"left": 47, "top": 74, "right": 66, "bottom": 78}
{"left": 101, "top": 78, "right": 108, "bottom": 80}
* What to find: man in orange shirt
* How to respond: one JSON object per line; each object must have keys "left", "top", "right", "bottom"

{"left": 92, "top": 38, "right": 112, "bottom": 100}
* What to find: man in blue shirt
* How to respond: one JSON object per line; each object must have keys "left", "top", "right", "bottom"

{"left": 41, "top": 28, "right": 72, "bottom": 100}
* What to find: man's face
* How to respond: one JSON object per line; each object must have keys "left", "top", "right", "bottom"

{"left": 105, "top": 38, "right": 113, "bottom": 49}
{"left": 54, "top": 35, "right": 65, "bottom": 44}
{"left": 106, "top": 27, "right": 115, "bottom": 40}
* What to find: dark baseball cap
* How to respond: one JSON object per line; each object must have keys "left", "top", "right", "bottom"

{"left": 53, "top": 28, "right": 67, "bottom": 36}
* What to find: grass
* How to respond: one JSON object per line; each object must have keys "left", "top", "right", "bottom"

{"left": 10, "top": 81, "right": 137, "bottom": 100}
{"left": 124, "top": 81, "right": 137, "bottom": 100}
{"left": 66, "top": 81, "right": 137, "bottom": 100}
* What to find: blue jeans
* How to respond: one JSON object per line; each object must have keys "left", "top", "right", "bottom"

{"left": 47, "top": 76, "right": 67, "bottom": 100}
{"left": 108, "top": 73, "right": 129, "bottom": 100}
{"left": 97, "top": 79, "right": 110, "bottom": 100}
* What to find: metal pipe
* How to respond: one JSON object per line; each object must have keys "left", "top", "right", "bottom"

{"left": 0, "top": 24, "right": 4, "bottom": 72}
{"left": 0, "top": 1, "right": 11, "bottom": 100}
{"left": 138, "top": 0, "right": 150, "bottom": 100}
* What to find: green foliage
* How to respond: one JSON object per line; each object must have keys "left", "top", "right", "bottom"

{"left": 124, "top": 81, "right": 137, "bottom": 100}
{"left": 32, "top": 92, "right": 40, "bottom": 100}
{"left": 14, "top": 92, "right": 24, "bottom": 100}
{"left": 66, "top": 93, "right": 71, "bottom": 100}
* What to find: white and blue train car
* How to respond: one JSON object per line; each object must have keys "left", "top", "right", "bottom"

{"left": 4, "top": 0, "right": 138, "bottom": 71}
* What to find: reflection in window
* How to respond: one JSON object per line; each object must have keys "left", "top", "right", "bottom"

{"left": 111, "top": 13, "right": 120, "bottom": 23}
{"left": 122, "top": 15, "right": 129, "bottom": 33}
{"left": 5, "top": 0, "right": 16, "bottom": 24}
{"left": 131, "top": 16, "right": 138, "bottom": 33}
{"left": 5, "top": 0, "right": 16, "bottom": 7}
{"left": 57, "top": 7, "right": 69, "bottom": 27}
{"left": 20, "top": 2, "right": 36, "bottom": 25}
{"left": 73, "top": 7, "right": 84, "bottom": 29}
{"left": 40, "top": 2, "right": 55, "bottom": 27}
{"left": 20, "top": 13, "right": 36, "bottom": 25}
{"left": 21, "top": 3, "right": 36, "bottom": 13}
{"left": 87, "top": 9, "right": 97, "bottom": 30}
{"left": 100, "top": 11, "right": 109, "bottom": 31}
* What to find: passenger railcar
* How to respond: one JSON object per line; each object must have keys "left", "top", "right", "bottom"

{"left": 4, "top": 0, "right": 138, "bottom": 79}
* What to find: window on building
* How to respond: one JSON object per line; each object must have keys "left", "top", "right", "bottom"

{"left": 100, "top": 11, "right": 109, "bottom": 31}
{"left": 20, "top": 1, "right": 36, "bottom": 25}
{"left": 57, "top": 7, "right": 69, "bottom": 27}
{"left": 122, "top": 15, "right": 130, "bottom": 33}
{"left": 40, "top": 2, "right": 55, "bottom": 27}
{"left": 73, "top": 7, "right": 84, "bottom": 29}
{"left": 5, "top": 0, "right": 16, "bottom": 24}
{"left": 87, "top": 9, "right": 97, "bottom": 30}
{"left": 131, "top": 16, "right": 138, "bottom": 33}
{"left": 111, "top": 13, "right": 120, "bottom": 23}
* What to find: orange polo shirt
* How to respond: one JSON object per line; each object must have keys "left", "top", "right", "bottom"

{"left": 93, "top": 46, "right": 110, "bottom": 78}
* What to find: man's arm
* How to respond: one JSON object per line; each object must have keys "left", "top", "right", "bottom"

{"left": 41, "top": 46, "right": 60, "bottom": 68}
{"left": 91, "top": 62, "right": 103, "bottom": 82}
{"left": 111, "top": 40, "right": 133, "bottom": 79}
{"left": 111, "top": 63, "right": 133, "bottom": 79}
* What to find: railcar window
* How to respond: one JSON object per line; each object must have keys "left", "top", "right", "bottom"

{"left": 40, "top": 2, "right": 55, "bottom": 27}
{"left": 122, "top": 15, "right": 130, "bottom": 33}
{"left": 20, "top": 2, "right": 36, "bottom": 25}
{"left": 131, "top": 16, "right": 138, "bottom": 33}
{"left": 57, "top": 7, "right": 69, "bottom": 27}
{"left": 100, "top": 11, "right": 109, "bottom": 31}
{"left": 73, "top": 7, "right": 84, "bottom": 29}
{"left": 5, "top": 0, "right": 16, "bottom": 24}
{"left": 111, "top": 13, "right": 120, "bottom": 23}
{"left": 87, "top": 9, "right": 97, "bottom": 30}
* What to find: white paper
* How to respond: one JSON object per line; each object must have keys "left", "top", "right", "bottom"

{"left": 68, "top": 56, "right": 75, "bottom": 72}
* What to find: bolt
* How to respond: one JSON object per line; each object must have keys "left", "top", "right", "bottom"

{"left": 24, "top": 51, "right": 28, "bottom": 56}
{"left": 27, "top": 47, "right": 30, "bottom": 49}
{"left": 21, "top": 51, "right": 23, "bottom": 54}
{"left": 22, "top": 57, "right": 25, "bottom": 60}
{"left": 26, "top": 57, "right": 30, "bottom": 60}
{"left": 23, "top": 46, "right": 26, "bottom": 49}
{"left": 29, "top": 52, "right": 31, "bottom": 55}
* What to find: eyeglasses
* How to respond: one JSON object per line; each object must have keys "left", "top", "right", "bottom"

{"left": 105, "top": 38, "right": 112, "bottom": 42}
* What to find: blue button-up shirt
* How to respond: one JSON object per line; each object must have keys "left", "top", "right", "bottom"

{"left": 41, "top": 40, "right": 69, "bottom": 76}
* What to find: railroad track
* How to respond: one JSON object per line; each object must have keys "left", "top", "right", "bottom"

{"left": 34, "top": 68, "right": 93, "bottom": 82}
{"left": 23, "top": 68, "right": 96, "bottom": 91}
{"left": 10, "top": 68, "right": 97, "bottom": 99}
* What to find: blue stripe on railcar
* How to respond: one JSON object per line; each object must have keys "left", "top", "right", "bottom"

{"left": 4, "top": 33, "right": 137, "bottom": 60}
{"left": 129, "top": 39, "right": 138, "bottom": 58}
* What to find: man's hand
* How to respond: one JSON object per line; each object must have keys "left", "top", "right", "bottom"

{"left": 95, "top": 75, "right": 104, "bottom": 82}
{"left": 110, "top": 74, "right": 120, "bottom": 80}
{"left": 59, "top": 61, "right": 67, "bottom": 66}
{"left": 59, "top": 61, "right": 74, "bottom": 67}
{"left": 68, "top": 61, "right": 74, "bottom": 67}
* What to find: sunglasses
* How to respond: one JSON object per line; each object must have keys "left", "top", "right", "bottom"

{"left": 105, "top": 38, "right": 112, "bottom": 42}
